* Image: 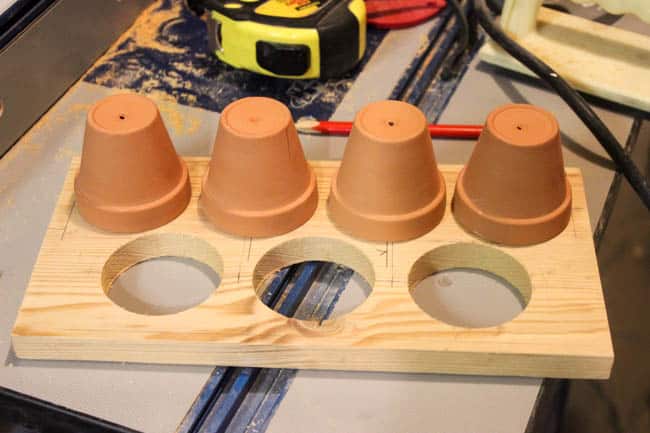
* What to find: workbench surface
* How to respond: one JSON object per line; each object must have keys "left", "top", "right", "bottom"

{"left": 0, "top": 6, "right": 642, "bottom": 432}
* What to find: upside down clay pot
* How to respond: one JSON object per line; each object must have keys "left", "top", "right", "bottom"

{"left": 328, "top": 100, "right": 446, "bottom": 242}
{"left": 452, "top": 104, "right": 572, "bottom": 246}
{"left": 200, "top": 97, "right": 318, "bottom": 237}
{"left": 75, "top": 93, "right": 191, "bottom": 233}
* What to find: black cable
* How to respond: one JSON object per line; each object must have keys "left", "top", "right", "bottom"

{"left": 484, "top": 0, "right": 503, "bottom": 14}
{"left": 466, "top": 0, "right": 478, "bottom": 47}
{"left": 440, "top": 0, "right": 470, "bottom": 79}
{"left": 475, "top": 0, "right": 650, "bottom": 210}
{"left": 185, "top": 0, "right": 205, "bottom": 15}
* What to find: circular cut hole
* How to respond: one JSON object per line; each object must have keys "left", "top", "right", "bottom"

{"left": 103, "top": 234, "right": 223, "bottom": 315}
{"left": 411, "top": 269, "right": 524, "bottom": 328}
{"left": 409, "top": 243, "right": 531, "bottom": 328}
{"left": 119, "top": 113, "right": 126, "bottom": 120}
{"left": 257, "top": 261, "right": 372, "bottom": 320}
{"left": 387, "top": 120, "right": 395, "bottom": 127}
{"left": 110, "top": 257, "right": 220, "bottom": 315}
{"left": 516, "top": 125, "right": 523, "bottom": 131}
{"left": 253, "top": 238, "right": 375, "bottom": 321}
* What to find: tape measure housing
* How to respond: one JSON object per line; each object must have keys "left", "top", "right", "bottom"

{"left": 196, "top": 0, "right": 366, "bottom": 78}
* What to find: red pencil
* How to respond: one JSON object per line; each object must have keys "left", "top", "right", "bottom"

{"left": 295, "top": 117, "right": 482, "bottom": 139}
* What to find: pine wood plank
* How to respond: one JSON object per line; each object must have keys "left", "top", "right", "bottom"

{"left": 11, "top": 158, "right": 613, "bottom": 378}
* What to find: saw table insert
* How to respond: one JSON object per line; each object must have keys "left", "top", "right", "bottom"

{"left": 12, "top": 157, "right": 612, "bottom": 379}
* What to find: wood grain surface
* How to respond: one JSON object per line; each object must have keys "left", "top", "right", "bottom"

{"left": 11, "top": 158, "right": 613, "bottom": 378}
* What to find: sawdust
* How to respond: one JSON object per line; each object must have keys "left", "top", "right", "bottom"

{"left": 140, "top": 89, "right": 201, "bottom": 136}
{"left": 158, "top": 95, "right": 193, "bottom": 135}
{"left": 0, "top": 79, "right": 93, "bottom": 217}
{"left": 85, "top": 1, "right": 191, "bottom": 95}
{"left": 186, "top": 116, "right": 201, "bottom": 135}
{"left": 55, "top": 146, "right": 77, "bottom": 161}
{"left": 1, "top": 1, "right": 205, "bottom": 218}
{"left": 0, "top": 140, "right": 40, "bottom": 212}
{"left": 0, "top": 179, "right": 16, "bottom": 211}
{"left": 81, "top": 0, "right": 202, "bottom": 136}
{"left": 2, "top": 196, "right": 15, "bottom": 210}
{"left": 416, "top": 34, "right": 430, "bottom": 56}
{"left": 86, "top": 1, "right": 185, "bottom": 81}
{"left": 0, "top": 139, "right": 42, "bottom": 172}
{"left": 0, "top": 87, "right": 92, "bottom": 170}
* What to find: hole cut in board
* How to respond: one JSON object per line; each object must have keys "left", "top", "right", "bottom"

{"left": 411, "top": 269, "right": 525, "bottom": 328}
{"left": 257, "top": 261, "right": 372, "bottom": 320}
{"left": 109, "top": 257, "right": 220, "bottom": 315}
{"left": 409, "top": 243, "right": 531, "bottom": 328}
{"left": 253, "top": 237, "right": 375, "bottom": 321}
{"left": 102, "top": 234, "right": 223, "bottom": 315}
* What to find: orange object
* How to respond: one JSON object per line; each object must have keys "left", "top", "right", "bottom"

{"left": 328, "top": 100, "right": 446, "bottom": 242}
{"left": 75, "top": 93, "right": 191, "bottom": 233}
{"left": 200, "top": 97, "right": 318, "bottom": 237}
{"left": 453, "top": 104, "right": 572, "bottom": 245}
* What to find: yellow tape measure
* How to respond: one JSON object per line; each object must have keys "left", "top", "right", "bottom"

{"left": 188, "top": 0, "right": 366, "bottom": 79}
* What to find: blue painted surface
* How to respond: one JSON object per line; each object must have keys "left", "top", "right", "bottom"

{"left": 275, "top": 263, "right": 320, "bottom": 317}
{"left": 222, "top": 368, "right": 296, "bottom": 433}
{"left": 419, "top": 36, "right": 484, "bottom": 123}
{"left": 176, "top": 367, "right": 228, "bottom": 433}
{"left": 388, "top": 7, "right": 452, "bottom": 101}
{"left": 84, "top": 0, "right": 387, "bottom": 119}
{"left": 239, "top": 368, "right": 296, "bottom": 433}
{"left": 176, "top": 262, "right": 354, "bottom": 433}
{"left": 405, "top": 22, "right": 461, "bottom": 106}
{"left": 197, "top": 368, "right": 260, "bottom": 433}
{"left": 388, "top": 1, "right": 481, "bottom": 120}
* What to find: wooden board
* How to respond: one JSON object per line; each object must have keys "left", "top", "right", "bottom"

{"left": 479, "top": 4, "right": 650, "bottom": 112}
{"left": 11, "top": 158, "right": 613, "bottom": 379}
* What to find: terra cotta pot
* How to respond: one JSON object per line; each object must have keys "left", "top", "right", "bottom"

{"left": 75, "top": 93, "right": 191, "bottom": 233}
{"left": 328, "top": 100, "right": 446, "bottom": 242}
{"left": 452, "top": 104, "right": 572, "bottom": 245}
{"left": 200, "top": 97, "right": 318, "bottom": 237}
